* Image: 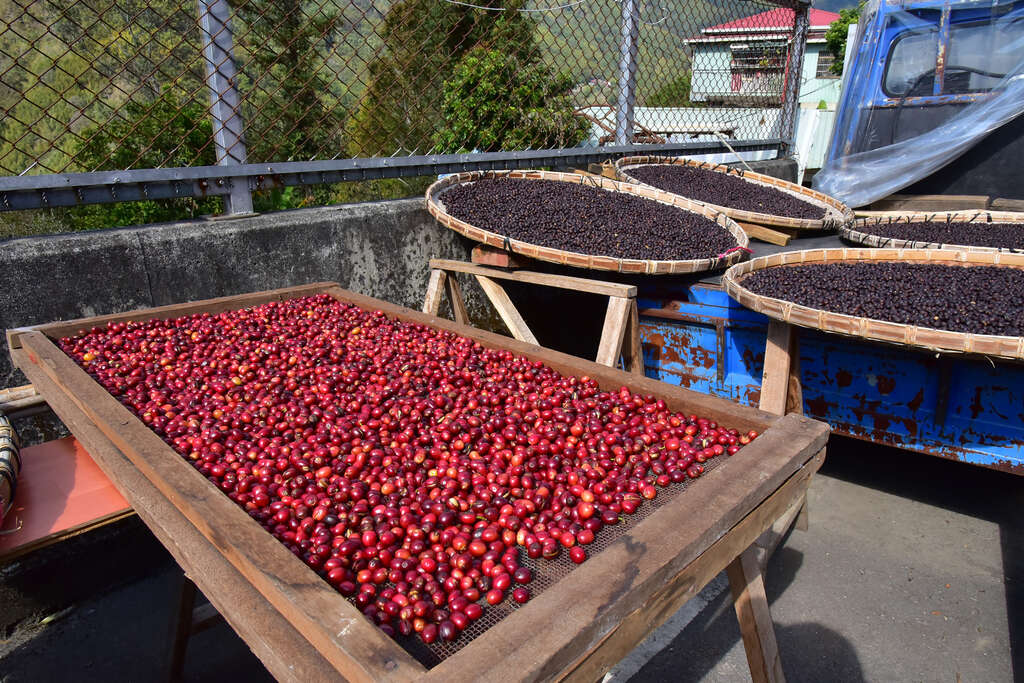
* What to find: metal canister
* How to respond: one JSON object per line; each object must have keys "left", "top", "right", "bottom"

{"left": 0, "top": 413, "right": 21, "bottom": 528}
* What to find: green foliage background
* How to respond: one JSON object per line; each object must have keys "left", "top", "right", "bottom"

{"left": 0, "top": 0, "right": 732, "bottom": 237}
{"left": 825, "top": 3, "right": 863, "bottom": 76}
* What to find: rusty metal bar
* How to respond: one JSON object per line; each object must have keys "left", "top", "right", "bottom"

{"left": 779, "top": 1, "right": 810, "bottom": 153}
{"left": 614, "top": 0, "right": 641, "bottom": 145}
{"left": 197, "top": 0, "right": 253, "bottom": 215}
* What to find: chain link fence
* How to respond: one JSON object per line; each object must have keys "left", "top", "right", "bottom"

{"left": 0, "top": 0, "right": 803, "bottom": 212}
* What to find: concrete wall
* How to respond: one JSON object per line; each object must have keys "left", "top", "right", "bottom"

{"left": 0, "top": 198, "right": 481, "bottom": 389}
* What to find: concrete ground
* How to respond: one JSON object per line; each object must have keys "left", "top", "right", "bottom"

{"left": 1, "top": 435, "right": 1020, "bottom": 682}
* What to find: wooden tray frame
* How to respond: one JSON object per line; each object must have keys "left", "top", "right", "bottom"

{"left": 425, "top": 170, "right": 750, "bottom": 275}
{"left": 722, "top": 248, "right": 1024, "bottom": 361}
{"left": 8, "top": 283, "right": 829, "bottom": 682}
{"left": 614, "top": 156, "right": 854, "bottom": 231}
{"left": 841, "top": 211, "right": 1024, "bottom": 253}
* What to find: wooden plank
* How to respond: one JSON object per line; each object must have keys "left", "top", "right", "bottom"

{"left": 422, "top": 269, "right": 447, "bottom": 316}
{"left": 429, "top": 259, "right": 637, "bottom": 298}
{"left": 758, "top": 320, "right": 794, "bottom": 417}
{"left": 728, "top": 546, "right": 786, "bottom": 683}
{"left": 470, "top": 244, "right": 528, "bottom": 269}
{"left": 17, "top": 333, "right": 425, "bottom": 683}
{"left": 989, "top": 197, "right": 1024, "bottom": 213}
{"left": 559, "top": 448, "right": 824, "bottom": 683}
{"left": 785, "top": 331, "right": 803, "bottom": 415}
{"left": 474, "top": 275, "right": 539, "bottom": 345}
{"left": 796, "top": 498, "right": 809, "bottom": 532}
{"left": 871, "top": 194, "right": 990, "bottom": 212}
{"left": 738, "top": 221, "right": 792, "bottom": 246}
{"left": 12, "top": 347, "right": 341, "bottom": 683}
{"left": 7, "top": 282, "right": 336, "bottom": 350}
{"left": 595, "top": 296, "right": 631, "bottom": 368}
{"left": 443, "top": 272, "right": 470, "bottom": 325}
{"left": 423, "top": 414, "right": 829, "bottom": 682}
{"left": 755, "top": 323, "right": 807, "bottom": 567}
{"left": 168, "top": 572, "right": 199, "bottom": 683}
{"left": 623, "top": 299, "right": 643, "bottom": 376}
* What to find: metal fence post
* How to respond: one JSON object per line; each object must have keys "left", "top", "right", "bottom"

{"left": 197, "top": 0, "right": 253, "bottom": 214}
{"left": 614, "top": 0, "right": 641, "bottom": 145}
{"left": 779, "top": 1, "right": 810, "bottom": 156}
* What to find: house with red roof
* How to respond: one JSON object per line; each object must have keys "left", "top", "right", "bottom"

{"left": 685, "top": 8, "right": 841, "bottom": 106}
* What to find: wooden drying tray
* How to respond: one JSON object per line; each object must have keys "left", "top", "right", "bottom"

{"left": 614, "top": 156, "right": 854, "bottom": 245}
{"left": 7, "top": 283, "right": 829, "bottom": 682}
{"left": 840, "top": 211, "right": 1024, "bottom": 253}
{"left": 722, "top": 248, "right": 1024, "bottom": 361}
{"left": 426, "top": 170, "right": 750, "bottom": 275}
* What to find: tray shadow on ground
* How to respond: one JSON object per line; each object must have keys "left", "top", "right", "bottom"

{"left": 628, "top": 542, "right": 866, "bottom": 683}
{"left": 819, "top": 436, "right": 1024, "bottom": 683}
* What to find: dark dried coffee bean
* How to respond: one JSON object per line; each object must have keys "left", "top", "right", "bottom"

{"left": 742, "top": 262, "right": 1024, "bottom": 337}
{"left": 441, "top": 178, "right": 738, "bottom": 262}
{"left": 627, "top": 165, "right": 825, "bottom": 220}
{"left": 853, "top": 220, "right": 1024, "bottom": 251}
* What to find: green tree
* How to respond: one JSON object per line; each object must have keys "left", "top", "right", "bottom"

{"left": 234, "top": 0, "right": 345, "bottom": 164}
{"left": 435, "top": 47, "right": 587, "bottom": 152}
{"left": 347, "top": 0, "right": 537, "bottom": 157}
{"left": 646, "top": 71, "right": 703, "bottom": 108}
{"left": 825, "top": 3, "right": 864, "bottom": 76}
{"left": 70, "top": 87, "right": 221, "bottom": 230}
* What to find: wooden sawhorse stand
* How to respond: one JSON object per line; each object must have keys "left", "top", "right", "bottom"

{"left": 423, "top": 259, "right": 643, "bottom": 374}
{"left": 723, "top": 320, "right": 810, "bottom": 682}
{"left": 755, "top": 319, "right": 810, "bottom": 553}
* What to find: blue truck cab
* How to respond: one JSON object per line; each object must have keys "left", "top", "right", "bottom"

{"left": 826, "top": 0, "right": 1024, "bottom": 199}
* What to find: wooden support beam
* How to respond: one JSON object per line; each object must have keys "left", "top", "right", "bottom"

{"left": 443, "top": 273, "right": 470, "bottom": 326}
{"left": 623, "top": 299, "right": 643, "bottom": 375}
{"left": 728, "top": 546, "right": 787, "bottom": 683}
{"left": 871, "top": 194, "right": 990, "bottom": 212}
{"left": 737, "top": 221, "right": 792, "bottom": 246}
{"left": 470, "top": 244, "right": 528, "bottom": 269}
{"left": 758, "top": 320, "right": 794, "bottom": 417}
{"left": 167, "top": 573, "right": 199, "bottom": 683}
{"left": 755, "top": 322, "right": 809, "bottom": 568}
{"left": 595, "top": 296, "right": 632, "bottom": 368}
{"left": 785, "top": 332, "right": 803, "bottom": 415}
{"left": 428, "top": 259, "right": 636, "bottom": 298}
{"left": 422, "top": 269, "right": 447, "bottom": 316}
{"left": 474, "top": 275, "right": 539, "bottom": 346}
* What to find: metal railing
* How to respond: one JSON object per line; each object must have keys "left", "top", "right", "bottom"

{"left": 0, "top": 0, "right": 808, "bottom": 215}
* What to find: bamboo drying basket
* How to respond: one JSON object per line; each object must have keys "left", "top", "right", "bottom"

{"left": 722, "top": 247, "right": 1024, "bottom": 360}
{"left": 840, "top": 210, "right": 1024, "bottom": 253}
{"left": 614, "top": 156, "right": 853, "bottom": 231}
{"left": 426, "top": 170, "right": 750, "bottom": 275}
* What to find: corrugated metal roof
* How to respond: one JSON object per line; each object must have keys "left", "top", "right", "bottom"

{"left": 689, "top": 8, "right": 840, "bottom": 39}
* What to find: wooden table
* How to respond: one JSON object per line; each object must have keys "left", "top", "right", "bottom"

{"left": 8, "top": 283, "right": 829, "bottom": 682}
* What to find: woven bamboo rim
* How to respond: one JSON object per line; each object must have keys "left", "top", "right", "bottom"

{"left": 426, "top": 169, "right": 750, "bottom": 275}
{"left": 841, "top": 210, "right": 1024, "bottom": 253}
{"left": 614, "top": 155, "right": 854, "bottom": 231}
{"left": 722, "top": 247, "right": 1024, "bottom": 361}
